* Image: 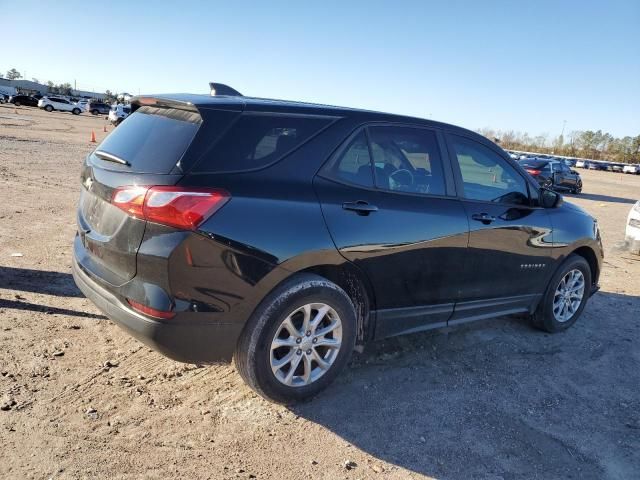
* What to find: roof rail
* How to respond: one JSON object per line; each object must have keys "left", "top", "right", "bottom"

{"left": 209, "top": 82, "right": 243, "bottom": 97}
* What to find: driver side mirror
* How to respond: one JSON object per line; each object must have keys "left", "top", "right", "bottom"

{"left": 540, "top": 188, "right": 563, "bottom": 208}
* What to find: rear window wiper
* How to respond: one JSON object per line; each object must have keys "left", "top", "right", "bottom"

{"left": 94, "top": 150, "right": 131, "bottom": 167}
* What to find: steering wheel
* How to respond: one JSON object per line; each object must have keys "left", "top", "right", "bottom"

{"left": 389, "top": 168, "right": 414, "bottom": 188}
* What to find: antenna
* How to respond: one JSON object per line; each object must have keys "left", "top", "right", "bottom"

{"left": 209, "top": 83, "right": 243, "bottom": 97}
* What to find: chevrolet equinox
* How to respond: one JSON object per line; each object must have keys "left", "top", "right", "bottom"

{"left": 72, "top": 87, "right": 603, "bottom": 403}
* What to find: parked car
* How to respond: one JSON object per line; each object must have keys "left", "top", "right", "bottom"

{"left": 623, "top": 164, "right": 640, "bottom": 174}
{"left": 87, "top": 101, "right": 111, "bottom": 115}
{"left": 108, "top": 104, "right": 130, "bottom": 125}
{"left": 575, "top": 160, "right": 587, "bottom": 168}
{"left": 38, "top": 96, "right": 82, "bottom": 115}
{"left": 588, "top": 162, "right": 607, "bottom": 171}
{"left": 610, "top": 164, "right": 624, "bottom": 172}
{"left": 72, "top": 91, "right": 603, "bottom": 403}
{"left": 626, "top": 201, "right": 640, "bottom": 255}
{"left": 76, "top": 99, "right": 90, "bottom": 110}
{"left": 520, "top": 159, "right": 582, "bottom": 193}
{"left": 563, "top": 159, "right": 577, "bottom": 167}
{"left": 0, "top": 94, "right": 8, "bottom": 104}
{"left": 8, "top": 94, "right": 39, "bottom": 107}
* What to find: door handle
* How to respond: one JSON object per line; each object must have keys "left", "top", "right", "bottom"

{"left": 342, "top": 200, "right": 378, "bottom": 216}
{"left": 471, "top": 213, "right": 496, "bottom": 224}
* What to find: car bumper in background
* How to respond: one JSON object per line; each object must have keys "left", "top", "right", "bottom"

{"left": 626, "top": 225, "right": 640, "bottom": 255}
{"left": 72, "top": 257, "right": 243, "bottom": 363}
{"left": 627, "top": 209, "right": 640, "bottom": 254}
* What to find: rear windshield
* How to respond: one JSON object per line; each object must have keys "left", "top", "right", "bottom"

{"left": 193, "top": 114, "right": 334, "bottom": 173}
{"left": 520, "top": 160, "right": 548, "bottom": 169}
{"left": 93, "top": 106, "right": 201, "bottom": 173}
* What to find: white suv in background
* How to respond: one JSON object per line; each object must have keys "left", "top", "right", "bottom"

{"left": 626, "top": 201, "right": 640, "bottom": 255}
{"left": 623, "top": 164, "right": 640, "bottom": 174}
{"left": 108, "top": 104, "right": 131, "bottom": 126}
{"left": 38, "top": 96, "right": 82, "bottom": 115}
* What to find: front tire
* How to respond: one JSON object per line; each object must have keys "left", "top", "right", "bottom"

{"left": 572, "top": 180, "right": 582, "bottom": 194}
{"left": 14, "top": 101, "right": 21, "bottom": 107}
{"left": 531, "top": 254, "right": 592, "bottom": 332}
{"left": 91, "top": 109, "right": 99, "bottom": 115}
{"left": 234, "top": 273, "right": 357, "bottom": 404}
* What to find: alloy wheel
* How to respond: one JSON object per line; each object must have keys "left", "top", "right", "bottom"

{"left": 552, "top": 269, "right": 585, "bottom": 322}
{"left": 270, "top": 303, "right": 342, "bottom": 387}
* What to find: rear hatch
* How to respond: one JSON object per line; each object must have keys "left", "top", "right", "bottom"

{"left": 76, "top": 103, "right": 204, "bottom": 286}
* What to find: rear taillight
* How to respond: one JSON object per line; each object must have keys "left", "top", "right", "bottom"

{"left": 112, "top": 186, "right": 229, "bottom": 230}
{"left": 127, "top": 299, "right": 175, "bottom": 319}
{"left": 526, "top": 169, "right": 541, "bottom": 175}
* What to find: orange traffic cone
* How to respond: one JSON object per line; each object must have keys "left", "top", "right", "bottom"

{"left": 103, "top": 125, "right": 107, "bottom": 133}
{"left": 90, "top": 130, "right": 97, "bottom": 143}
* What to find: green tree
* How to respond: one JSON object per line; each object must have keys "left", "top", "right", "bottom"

{"left": 6, "top": 68, "right": 22, "bottom": 80}
{"left": 104, "top": 89, "right": 117, "bottom": 103}
{"left": 58, "top": 83, "right": 72, "bottom": 95}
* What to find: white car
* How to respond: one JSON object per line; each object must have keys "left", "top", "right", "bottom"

{"left": 38, "top": 96, "right": 83, "bottom": 115}
{"left": 575, "top": 160, "right": 586, "bottom": 168}
{"left": 76, "top": 99, "right": 90, "bottom": 111}
{"left": 108, "top": 104, "right": 131, "bottom": 126}
{"left": 626, "top": 201, "right": 640, "bottom": 255}
{"left": 623, "top": 164, "right": 640, "bottom": 174}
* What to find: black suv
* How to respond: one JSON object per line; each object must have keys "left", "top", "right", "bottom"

{"left": 87, "top": 102, "right": 111, "bottom": 115}
{"left": 8, "top": 94, "right": 39, "bottom": 107}
{"left": 72, "top": 90, "right": 603, "bottom": 403}
{"left": 520, "top": 159, "right": 583, "bottom": 193}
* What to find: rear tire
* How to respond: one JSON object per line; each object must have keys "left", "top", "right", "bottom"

{"left": 531, "top": 254, "right": 592, "bottom": 333}
{"left": 45, "top": 105, "right": 53, "bottom": 112}
{"left": 15, "top": 101, "right": 21, "bottom": 107}
{"left": 234, "top": 273, "right": 357, "bottom": 404}
{"left": 91, "top": 109, "right": 99, "bottom": 115}
{"left": 72, "top": 108, "right": 81, "bottom": 115}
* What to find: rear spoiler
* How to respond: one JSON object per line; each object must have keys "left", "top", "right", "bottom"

{"left": 130, "top": 96, "right": 201, "bottom": 114}
{"left": 129, "top": 83, "right": 243, "bottom": 114}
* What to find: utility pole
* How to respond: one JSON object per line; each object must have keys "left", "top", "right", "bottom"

{"left": 561, "top": 120, "right": 567, "bottom": 137}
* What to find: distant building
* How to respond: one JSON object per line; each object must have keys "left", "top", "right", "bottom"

{"left": 0, "top": 78, "right": 18, "bottom": 96}
{"left": 0, "top": 78, "right": 105, "bottom": 99}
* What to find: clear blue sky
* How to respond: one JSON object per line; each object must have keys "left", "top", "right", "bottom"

{"left": 3, "top": 0, "right": 638, "bottom": 137}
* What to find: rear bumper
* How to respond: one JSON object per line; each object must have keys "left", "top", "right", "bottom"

{"left": 625, "top": 234, "right": 640, "bottom": 255}
{"left": 72, "top": 257, "right": 242, "bottom": 363}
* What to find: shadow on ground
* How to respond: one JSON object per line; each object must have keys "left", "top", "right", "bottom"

{"left": 0, "top": 266, "right": 82, "bottom": 297}
{"left": 291, "top": 291, "right": 640, "bottom": 479}
{"left": 0, "top": 298, "right": 106, "bottom": 319}
{"left": 0, "top": 266, "right": 105, "bottom": 319}
{"left": 566, "top": 192, "right": 637, "bottom": 204}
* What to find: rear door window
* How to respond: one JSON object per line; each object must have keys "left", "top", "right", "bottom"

{"left": 193, "top": 114, "right": 334, "bottom": 173}
{"left": 92, "top": 106, "right": 201, "bottom": 173}
{"left": 368, "top": 126, "right": 446, "bottom": 196}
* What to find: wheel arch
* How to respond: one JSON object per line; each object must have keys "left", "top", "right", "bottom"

{"left": 571, "top": 245, "right": 599, "bottom": 287}
{"left": 298, "top": 262, "right": 376, "bottom": 346}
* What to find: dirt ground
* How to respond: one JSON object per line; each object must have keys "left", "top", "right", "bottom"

{"left": 1, "top": 103, "right": 639, "bottom": 480}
